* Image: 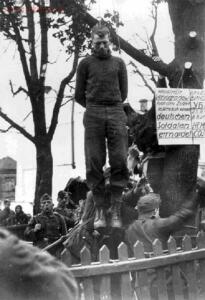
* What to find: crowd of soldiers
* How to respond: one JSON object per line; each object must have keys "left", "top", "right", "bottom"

{"left": 0, "top": 200, "right": 29, "bottom": 227}
{"left": 0, "top": 188, "right": 85, "bottom": 258}
{"left": 0, "top": 146, "right": 197, "bottom": 300}
{"left": 0, "top": 143, "right": 197, "bottom": 262}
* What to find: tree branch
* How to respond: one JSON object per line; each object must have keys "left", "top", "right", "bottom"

{"left": 39, "top": 2, "right": 48, "bottom": 85}
{"left": 0, "top": 125, "right": 13, "bottom": 133}
{"left": 0, "top": 109, "right": 35, "bottom": 143}
{"left": 9, "top": 80, "right": 29, "bottom": 97}
{"left": 25, "top": 0, "right": 38, "bottom": 80}
{"left": 48, "top": 49, "right": 79, "bottom": 140}
{"left": 150, "top": 69, "right": 158, "bottom": 85}
{"left": 6, "top": 4, "right": 31, "bottom": 88}
{"left": 22, "top": 111, "right": 32, "bottom": 122}
{"left": 150, "top": 0, "right": 159, "bottom": 56}
{"left": 60, "top": 97, "right": 73, "bottom": 107}
{"left": 129, "top": 61, "right": 155, "bottom": 94}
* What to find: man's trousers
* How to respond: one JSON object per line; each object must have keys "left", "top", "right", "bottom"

{"left": 83, "top": 103, "right": 129, "bottom": 207}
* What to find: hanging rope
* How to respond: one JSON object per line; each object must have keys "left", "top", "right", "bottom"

{"left": 177, "top": 69, "right": 202, "bottom": 89}
{"left": 71, "top": 96, "right": 76, "bottom": 169}
{"left": 177, "top": 70, "right": 184, "bottom": 88}
{"left": 97, "top": 0, "right": 102, "bottom": 23}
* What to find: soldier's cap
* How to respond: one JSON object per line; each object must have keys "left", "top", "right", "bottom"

{"left": 40, "top": 193, "right": 52, "bottom": 202}
{"left": 91, "top": 23, "right": 110, "bottom": 39}
{"left": 137, "top": 193, "right": 161, "bottom": 214}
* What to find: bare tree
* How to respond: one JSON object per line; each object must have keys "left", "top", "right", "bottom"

{"left": 0, "top": 0, "right": 87, "bottom": 213}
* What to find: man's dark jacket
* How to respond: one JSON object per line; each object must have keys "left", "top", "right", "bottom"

{"left": 25, "top": 211, "right": 67, "bottom": 248}
{"left": 126, "top": 198, "right": 196, "bottom": 253}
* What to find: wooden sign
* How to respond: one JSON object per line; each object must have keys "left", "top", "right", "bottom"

{"left": 155, "top": 88, "right": 205, "bottom": 145}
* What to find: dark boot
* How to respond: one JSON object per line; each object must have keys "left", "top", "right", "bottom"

{"left": 110, "top": 201, "right": 122, "bottom": 228}
{"left": 94, "top": 207, "right": 106, "bottom": 229}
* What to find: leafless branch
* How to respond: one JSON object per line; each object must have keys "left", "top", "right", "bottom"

{"left": 66, "top": 53, "right": 73, "bottom": 62}
{"left": 22, "top": 111, "right": 32, "bottom": 122}
{"left": 135, "top": 32, "right": 147, "bottom": 45}
{"left": 6, "top": 4, "right": 31, "bottom": 88}
{"left": 9, "top": 80, "right": 29, "bottom": 97}
{"left": 150, "top": 0, "right": 159, "bottom": 56}
{"left": 39, "top": 3, "right": 48, "bottom": 85}
{"left": 48, "top": 48, "right": 79, "bottom": 140}
{"left": 150, "top": 69, "right": 158, "bottom": 85}
{"left": 0, "top": 125, "right": 13, "bottom": 133}
{"left": 60, "top": 97, "right": 74, "bottom": 107}
{"left": 25, "top": 0, "right": 38, "bottom": 80}
{"left": 0, "top": 108, "right": 35, "bottom": 143}
{"left": 129, "top": 61, "right": 155, "bottom": 94}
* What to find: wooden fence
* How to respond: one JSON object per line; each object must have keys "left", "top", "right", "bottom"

{"left": 62, "top": 231, "right": 205, "bottom": 300}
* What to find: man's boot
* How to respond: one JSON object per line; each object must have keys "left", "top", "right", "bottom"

{"left": 110, "top": 201, "right": 122, "bottom": 228}
{"left": 94, "top": 207, "right": 106, "bottom": 229}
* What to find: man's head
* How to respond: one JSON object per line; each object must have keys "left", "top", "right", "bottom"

{"left": 137, "top": 193, "right": 161, "bottom": 218}
{"left": 91, "top": 23, "right": 111, "bottom": 58}
{"left": 57, "top": 190, "right": 69, "bottom": 207}
{"left": 4, "top": 199, "right": 11, "bottom": 209}
{"left": 40, "top": 193, "right": 53, "bottom": 214}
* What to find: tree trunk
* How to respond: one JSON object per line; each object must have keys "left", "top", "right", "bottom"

{"left": 159, "top": 0, "right": 204, "bottom": 217}
{"left": 34, "top": 141, "right": 53, "bottom": 214}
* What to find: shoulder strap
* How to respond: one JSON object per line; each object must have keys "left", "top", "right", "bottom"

{"left": 134, "top": 220, "right": 153, "bottom": 245}
{"left": 53, "top": 211, "right": 64, "bottom": 223}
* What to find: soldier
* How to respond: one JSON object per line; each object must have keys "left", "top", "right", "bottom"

{"left": 0, "top": 199, "right": 15, "bottom": 226}
{"left": 75, "top": 23, "right": 129, "bottom": 229}
{"left": 8, "top": 205, "right": 29, "bottom": 225}
{"left": 54, "top": 190, "right": 76, "bottom": 230}
{"left": 125, "top": 192, "right": 196, "bottom": 253}
{"left": 25, "top": 193, "right": 67, "bottom": 257}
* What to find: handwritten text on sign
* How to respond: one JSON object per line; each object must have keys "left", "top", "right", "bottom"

{"left": 155, "top": 88, "right": 205, "bottom": 145}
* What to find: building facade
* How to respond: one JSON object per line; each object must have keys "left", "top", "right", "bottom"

{"left": 0, "top": 156, "right": 16, "bottom": 203}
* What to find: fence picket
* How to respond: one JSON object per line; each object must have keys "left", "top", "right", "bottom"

{"left": 153, "top": 239, "right": 169, "bottom": 300}
{"left": 61, "top": 248, "right": 72, "bottom": 267}
{"left": 99, "top": 245, "right": 111, "bottom": 300}
{"left": 118, "top": 242, "right": 133, "bottom": 300}
{"left": 133, "top": 241, "right": 151, "bottom": 300}
{"left": 182, "top": 235, "right": 199, "bottom": 299}
{"left": 67, "top": 232, "right": 205, "bottom": 300}
{"left": 196, "top": 231, "right": 205, "bottom": 299}
{"left": 167, "top": 236, "right": 184, "bottom": 300}
{"left": 80, "top": 246, "right": 95, "bottom": 300}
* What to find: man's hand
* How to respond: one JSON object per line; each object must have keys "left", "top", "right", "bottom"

{"left": 34, "top": 223, "right": 41, "bottom": 232}
{"left": 152, "top": 55, "right": 162, "bottom": 62}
